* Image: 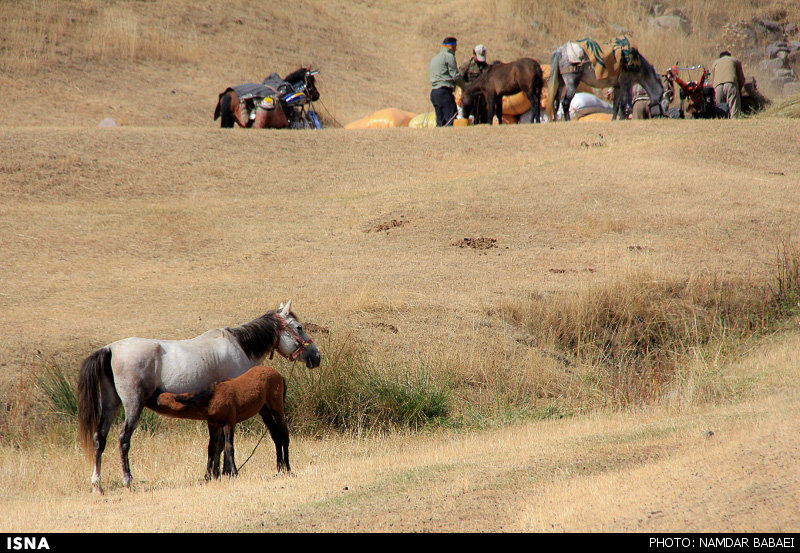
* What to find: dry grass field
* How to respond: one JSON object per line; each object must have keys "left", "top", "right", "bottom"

{"left": 1, "top": 0, "right": 800, "bottom": 533}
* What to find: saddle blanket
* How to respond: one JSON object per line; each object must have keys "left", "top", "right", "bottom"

{"left": 231, "top": 73, "right": 292, "bottom": 101}
{"left": 570, "top": 36, "right": 639, "bottom": 81}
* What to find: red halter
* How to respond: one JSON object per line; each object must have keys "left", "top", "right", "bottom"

{"left": 270, "top": 314, "right": 313, "bottom": 362}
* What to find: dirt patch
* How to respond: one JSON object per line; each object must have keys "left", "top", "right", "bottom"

{"left": 303, "top": 322, "right": 330, "bottom": 335}
{"left": 451, "top": 236, "right": 497, "bottom": 250}
{"left": 372, "top": 321, "right": 398, "bottom": 333}
{"left": 580, "top": 133, "right": 607, "bottom": 148}
{"left": 366, "top": 217, "right": 407, "bottom": 233}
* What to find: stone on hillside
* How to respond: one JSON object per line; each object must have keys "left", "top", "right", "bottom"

{"left": 98, "top": 117, "right": 118, "bottom": 127}
{"left": 766, "top": 41, "right": 790, "bottom": 59}
{"left": 783, "top": 81, "right": 800, "bottom": 96}
{"left": 759, "top": 58, "right": 785, "bottom": 74}
{"left": 650, "top": 14, "right": 692, "bottom": 34}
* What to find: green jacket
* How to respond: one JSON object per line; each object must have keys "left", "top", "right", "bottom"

{"left": 430, "top": 48, "right": 467, "bottom": 90}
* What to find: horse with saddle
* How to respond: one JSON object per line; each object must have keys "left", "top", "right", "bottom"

{"left": 214, "top": 67, "right": 322, "bottom": 129}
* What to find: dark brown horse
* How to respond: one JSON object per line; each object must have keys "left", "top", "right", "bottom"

{"left": 149, "top": 365, "right": 291, "bottom": 479}
{"left": 461, "top": 58, "right": 544, "bottom": 124}
{"left": 213, "top": 67, "right": 320, "bottom": 129}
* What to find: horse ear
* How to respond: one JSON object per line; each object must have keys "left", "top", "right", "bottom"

{"left": 280, "top": 300, "right": 292, "bottom": 317}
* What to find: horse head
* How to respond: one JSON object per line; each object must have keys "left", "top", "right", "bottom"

{"left": 629, "top": 54, "right": 665, "bottom": 117}
{"left": 274, "top": 299, "right": 321, "bottom": 368}
{"left": 460, "top": 74, "right": 489, "bottom": 123}
{"left": 304, "top": 69, "right": 321, "bottom": 101}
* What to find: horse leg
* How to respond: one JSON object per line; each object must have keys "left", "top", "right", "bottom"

{"left": 524, "top": 85, "right": 542, "bottom": 123}
{"left": 486, "top": 92, "right": 498, "bottom": 124}
{"left": 205, "top": 423, "right": 223, "bottom": 480}
{"left": 260, "top": 405, "right": 291, "bottom": 474}
{"left": 118, "top": 401, "right": 144, "bottom": 490}
{"left": 221, "top": 424, "right": 238, "bottom": 477}
{"left": 92, "top": 377, "right": 121, "bottom": 495}
{"left": 561, "top": 77, "right": 578, "bottom": 121}
{"left": 611, "top": 85, "right": 623, "bottom": 120}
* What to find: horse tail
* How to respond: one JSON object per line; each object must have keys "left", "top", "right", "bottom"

{"left": 546, "top": 50, "right": 561, "bottom": 121}
{"left": 77, "top": 347, "right": 112, "bottom": 452}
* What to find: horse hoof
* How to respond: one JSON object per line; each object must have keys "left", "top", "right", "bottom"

{"left": 92, "top": 485, "right": 104, "bottom": 495}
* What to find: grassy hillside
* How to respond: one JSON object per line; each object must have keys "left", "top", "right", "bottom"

{"left": 1, "top": 0, "right": 798, "bottom": 126}
{"left": 2, "top": 1, "right": 800, "bottom": 531}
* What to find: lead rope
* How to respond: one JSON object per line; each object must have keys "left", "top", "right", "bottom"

{"left": 235, "top": 426, "right": 269, "bottom": 473}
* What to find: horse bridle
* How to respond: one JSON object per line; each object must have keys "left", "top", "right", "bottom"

{"left": 270, "top": 314, "right": 314, "bottom": 362}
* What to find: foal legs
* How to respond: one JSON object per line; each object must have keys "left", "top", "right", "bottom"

{"left": 260, "top": 406, "right": 291, "bottom": 473}
{"left": 221, "top": 424, "right": 238, "bottom": 477}
{"left": 205, "top": 424, "right": 224, "bottom": 480}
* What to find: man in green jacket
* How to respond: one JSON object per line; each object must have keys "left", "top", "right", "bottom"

{"left": 710, "top": 51, "right": 746, "bottom": 118}
{"left": 430, "top": 36, "right": 469, "bottom": 126}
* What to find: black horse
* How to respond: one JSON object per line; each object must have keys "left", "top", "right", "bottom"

{"left": 214, "top": 67, "right": 321, "bottom": 129}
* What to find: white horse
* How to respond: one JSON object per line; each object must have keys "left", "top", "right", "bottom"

{"left": 77, "top": 300, "right": 320, "bottom": 494}
{"left": 547, "top": 37, "right": 664, "bottom": 120}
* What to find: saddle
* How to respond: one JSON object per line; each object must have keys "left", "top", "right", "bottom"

{"left": 570, "top": 37, "right": 641, "bottom": 80}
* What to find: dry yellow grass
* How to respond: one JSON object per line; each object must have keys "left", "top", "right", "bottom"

{"left": 2, "top": 335, "right": 797, "bottom": 531}
{"left": 1, "top": 0, "right": 800, "bottom": 533}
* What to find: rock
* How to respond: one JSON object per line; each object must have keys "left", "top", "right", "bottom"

{"left": 759, "top": 58, "right": 785, "bottom": 74}
{"left": 771, "top": 68, "right": 797, "bottom": 86}
{"left": 787, "top": 50, "right": 800, "bottom": 74}
{"left": 98, "top": 117, "right": 118, "bottom": 127}
{"left": 752, "top": 18, "right": 785, "bottom": 42}
{"left": 766, "top": 41, "right": 790, "bottom": 59}
{"left": 783, "top": 82, "right": 800, "bottom": 96}
{"left": 650, "top": 14, "right": 692, "bottom": 34}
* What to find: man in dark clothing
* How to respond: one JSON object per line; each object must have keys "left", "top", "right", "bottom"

{"left": 430, "top": 36, "right": 469, "bottom": 126}
{"left": 460, "top": 44, "right": 489, "bottom": 84}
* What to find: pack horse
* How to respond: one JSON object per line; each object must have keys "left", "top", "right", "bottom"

{"left": 214, "top": 67, "right": 321, "bottom": 129}
{"left": 547, "top": 37, "right": 664, "bottom": 120}
{"left": 77, "top": 301, "right": 320, "bottom": 494}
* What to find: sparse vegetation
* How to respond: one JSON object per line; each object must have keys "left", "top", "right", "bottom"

{"left": 1, "top": 0, "right": 799, "bottom": 532}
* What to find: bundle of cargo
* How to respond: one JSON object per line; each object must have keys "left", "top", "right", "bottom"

{"left": 504, "top": 64, "right": 600, "bottom": 116}
{"left": 408, "top": 112, "right": 437, "bottom": 128}
{"left": 577, "top": 112, "right": 613, "bottom": 122}
{"left": 344, "top": 108, "right": 417, "bottom": 129}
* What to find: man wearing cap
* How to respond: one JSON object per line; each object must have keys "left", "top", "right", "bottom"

{"left": 460, "top": 44, "right": 489, "bottom": 84}
{"left": 430, "top": 36, "right": 469, "bottom": 126}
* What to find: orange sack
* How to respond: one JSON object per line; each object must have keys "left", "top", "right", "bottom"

{"left": 345, "top": 108, "right": 417, "bottom": 129}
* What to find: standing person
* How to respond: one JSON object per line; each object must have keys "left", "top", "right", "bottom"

{"left": 430, "top": 36, "right": 469, "bottom": 127}
{"left": 710, "top": 51, "right": 746, "bottom": 118}
{"left": 460, "top": 44, "right": 489, "bottom": 84}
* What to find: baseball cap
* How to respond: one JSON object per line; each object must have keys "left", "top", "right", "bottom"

{"left": 474, "top": 44, "right": 486, "bottom": 61}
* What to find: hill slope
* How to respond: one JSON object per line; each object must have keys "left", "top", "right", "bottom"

{"left": 1, "top": 0, "right": 798, "bottom": 126}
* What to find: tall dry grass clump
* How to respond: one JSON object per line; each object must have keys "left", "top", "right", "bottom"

{"left": 0, "top": 1, "right": 201, "bottom": 74}
{"left": 85, "top": 4, "right": 200, "bottom": 63}
{"left": 504, "top": 243, "right": 800, "bottom": 408}
{"left": 758, "top": 93, "right": 800, "bottom": 118}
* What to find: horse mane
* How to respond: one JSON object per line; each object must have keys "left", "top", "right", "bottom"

{"left": 226, "top": 310, "right": 285, "bottom": 360}
{"left": 283, "top": 67, "right": 309, "bottom": 85}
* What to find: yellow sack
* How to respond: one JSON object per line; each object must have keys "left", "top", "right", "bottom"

{"left": 408, "top": 112, "right": 437, "bottom": 128}
{"left": 344, "top": 108, "right": 417, "bottom": 129}
{"left": 577, "top": 112, "right": 613, "bottom": 121}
